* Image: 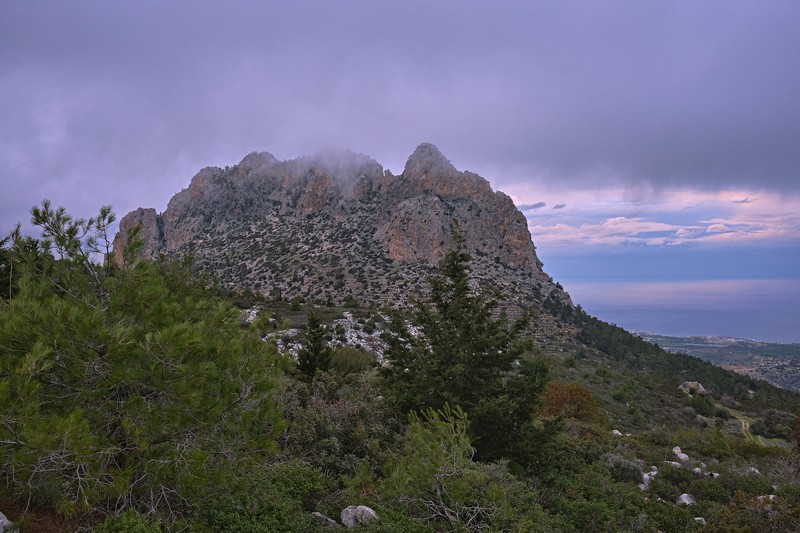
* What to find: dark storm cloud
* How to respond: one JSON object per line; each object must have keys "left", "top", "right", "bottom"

{"left": 2, "top": 0, "right": 800, "bottom": 232}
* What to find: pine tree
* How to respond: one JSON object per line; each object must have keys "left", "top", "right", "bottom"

{"left": 381, "top": 240, "right": 554, "bottom": 467}
{"left": 297, "top": 307, "right": 332, "bottom": 380}
{"left": 0, "top": 236, "right": 10, "bottom": 299}
{"left": 0, "top": 201, "right": 285, "bottom": 519}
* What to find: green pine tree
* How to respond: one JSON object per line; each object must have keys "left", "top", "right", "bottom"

{"left": 381, "top": 239, "right": 555, "bottom": 468}
{"left": 0, "top": 201, "right": 285, "bottom": 520}
{"left": 297, "top": 308, "right": 332, "bottom": 380}
{"left": 0, "top": 236, "right": 10, "bottom": 299}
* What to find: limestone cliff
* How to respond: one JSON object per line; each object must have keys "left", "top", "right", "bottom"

{"left": 114, "top": 143, "right": 569, "bottom": 310}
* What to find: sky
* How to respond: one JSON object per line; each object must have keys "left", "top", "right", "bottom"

{"left": 2, "top": 1, "right": 799, "bottom": 342}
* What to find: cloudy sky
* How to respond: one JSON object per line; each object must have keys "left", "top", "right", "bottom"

{"left": 2, "top": 1, "right": 799, "bottom": 342}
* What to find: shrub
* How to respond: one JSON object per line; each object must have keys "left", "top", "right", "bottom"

{"left": 605, "top": 453, "right": 643, "bottom": 484}
{"left": 649, "top": 465, "right": 697, "bottom": 500}
{"left": 689, "top": 477, "right": 732, "bottom": 503}
{"left": 642, "top": 499, "right": 698, "bottom": 533}
{"left": 94, "top": 509, "right": 162, "bottom": 533}
{"left": 331, "top": 346, "right": 375, "bottom": 375}
{"left": 199, "top": 461, "right": 324, "bottom": 532}
{"left": 540, "top": 381, "right": 603, "bottom": 424}
{"left": 382, "top": 405, "right": 539, "bottom": 531}
{"left": 720, "top": 471, "right": 774, "bottom": 498}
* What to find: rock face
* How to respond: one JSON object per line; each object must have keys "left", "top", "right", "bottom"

{"left": 115, "top": 143, "right": 569, "bottom": 311}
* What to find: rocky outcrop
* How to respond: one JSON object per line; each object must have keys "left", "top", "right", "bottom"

{"left": 114, "top": 144, "right": 570, "bottom": 312}
{"left": 679, "top": 381, "right": 709, "bottom": 395}
{"left": 113, "top": 207, "right": 163, "bottom": 265}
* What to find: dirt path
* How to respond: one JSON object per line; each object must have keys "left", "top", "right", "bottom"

{"left": 731, "top": 412, "right": 757, "bottom": 442}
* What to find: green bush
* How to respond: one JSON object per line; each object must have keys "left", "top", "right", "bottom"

{"left": 605, "top": 453, "right": 643, "bottom": 484}
{"left": 545, "top": 463, "right": 650, "bottom": 532}
{"left": 649, "top": 465, "right": 697, "bottom": 500}
{"left": 382, "top": 405, "right": 541, "bottom": 531}
{"left": 199, "top": 461, "right": 324, "bottom": 532}
{"left": 331, "top": 346, "right": 375, "bottom": 375}
{"left": 95, "top": 509, "right": 162, "bottom": 533}
{"left": 689, "top": 477, "right": 732, "bottom": 503}
{"left": 642, "top": 499, "right": 698, "bottom": 533}
{"left": 720, "top": 470, "right": 774, "bottom": 498}
{"left": 690, "top": 394, "right": 717, "bottom": 417}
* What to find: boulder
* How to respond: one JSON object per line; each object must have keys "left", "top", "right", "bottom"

{"left": 672, "top": 446, "right": 689, "bottom": 462}
{"left": 341, "top": 505, "right": 379, "bottom": 528}
{"left": 0, "top": 512, "right": 16, "bottom": 533}
{"left": 638, "top": 467, "right": 659, "bottom": 491}
{"left": 676, "top": 493, "right": 696, "bottom": 505}
{"left": 312, "top": 512, "right": 341, "bottom": 528}
{"left": 694, "top": 517, "right": 707, "bottom": 525}
{"left": 679, "top": 381, "right": 709, "bottom": 395}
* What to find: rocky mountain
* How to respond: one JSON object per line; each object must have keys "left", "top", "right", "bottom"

{"left": 114, "top": 143, "right": 570, "bottom": 312}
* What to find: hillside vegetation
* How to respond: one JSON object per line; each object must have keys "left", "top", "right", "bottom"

{"left": 639, "top": 334, "right": 800, "bottom": 394}
{"left": 1, "top": 203, "right": 799, "bottom": 532}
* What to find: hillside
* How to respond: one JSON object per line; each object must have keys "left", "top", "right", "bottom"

{"left": 639, "top": 334, "right": 800, "bottom": 393}
{"left": 113, "top": 143, "right": 800, "bottom": 430}
{"left": 3, "top": 150, "right": 800, "bottom": 530}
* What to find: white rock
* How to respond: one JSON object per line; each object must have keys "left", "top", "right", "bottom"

{"left": 0, "top": 512, "right": 16, "bottom": 533}
{"left": 747, "top": 466, "right": 761, "bottom": 475}
{"left": 665, "top": 461, "right": 682, "bottom": 468}
{"left": 312, "top": 511, "right": 340, "bottom": 528}
{"left": 673, "top": 446, "right": 690, "bottom": 462}
{"left": 341, "top": 505, "right": 379, "bottom": 529}
{"left": 692, "top": 467, "right": 703, "bottom": 475}
{"left": 694, "top": 517, "right": 707, "bottom": 525}
{"left": 676, "top": 493, "right": 696, "bottom": 506}
{"left": 612, "top": 429, "right": 623, "bottom": 436}
{"left": 679, "top": 381, "right": 709, "bottom": 395}
{"left": 638, "top": 469, "right": 659, "bottom": 491}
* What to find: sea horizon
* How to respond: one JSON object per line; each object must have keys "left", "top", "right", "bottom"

{"left": 562, "top": 278, "right": 800, "bottom": 345}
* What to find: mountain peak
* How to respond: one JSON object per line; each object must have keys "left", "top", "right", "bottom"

{"left": 403, "top": 143, "right": 457, "bottom": 179}
{"left": 237, "top": 151, "right": 278, "bottom": 173}
{"left": 115, "top": 145, "right": 569, "bottom": 311}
